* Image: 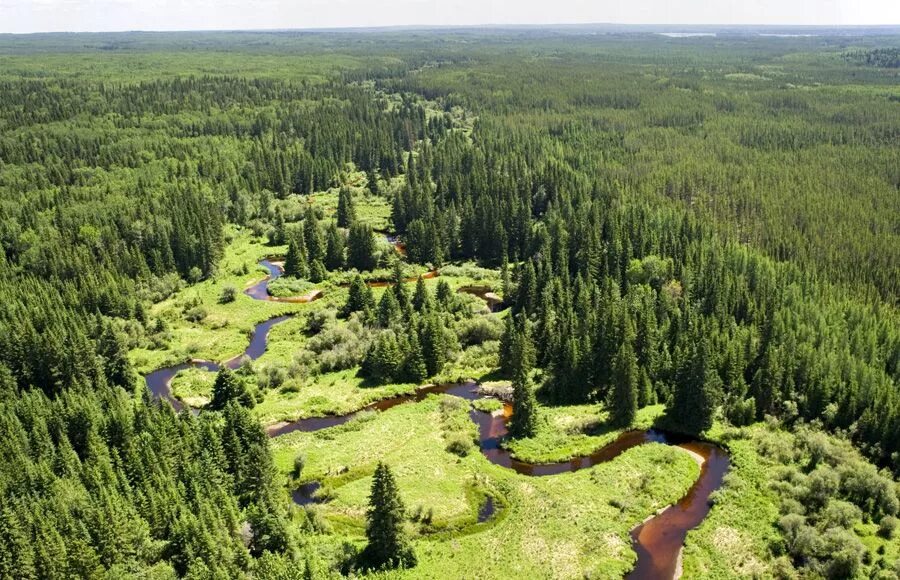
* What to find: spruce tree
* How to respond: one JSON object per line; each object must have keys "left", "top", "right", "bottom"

{"left": 402, "top": 332, "right": 428, "bottom": 384}
{"left": 419, "top": 315, "right": 445, "bottom": 377}
{"left": 97, "top": 322, "right": 133, "bottom": 388}
{"left": 209, "top": 367, "right": 254, "bottom": 410}
{"left": 509, "top": 370, "right": 538, "bottom": 439}
{"left": 363, "top": 331, "right": 402, "bottom": 384}
{"left": 284, "top": 235, "right": 308, "bottom": 279}
{"left": 610, "top": 341, "right": 639, "bottom": 426}
{"left": 324, "top": 221, "right": 346, "bottom": 271}
{"left": 412, "top": 276, "right": 432, "bottom": 313}
{"left": 376, "top": 289, "right": 402, "bottom": 328}
{"left": 361, "top": 462, "right": 415, "bottom": 570}
{"left": 669, "top": 337, "right": 721, "bottom": 435}
{"left": 347, "top": 222, "right": 376, "bottom": 271}
{"left": 309, "top": 259, "right": 327, "bottom": 283}
{"left": 303, "top": 206, "right": 324, "bottom": 262}
{"left": 337, "top": 186, "right": 357, "bottom": 228}
{"left": 341, "top": 275, "right": 374, "bottom": 318}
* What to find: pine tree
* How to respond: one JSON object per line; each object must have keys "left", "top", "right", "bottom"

{"left": 97, "top": 322, "right": 133, "bottom": 388}
{"left": 347, "top": 222, "right": 376, "bottom": 272}
{"left": 412, "top": 276, "right": 432, "bottom": 313}
{"left": 303, "top": 206, "right": 324, "bottom": 262}
{"left": 377, "top": 289, "right": 402, "bottom": 328}
{"left": 419, "top": 315, "right": 445, "bottom": 377}
{"left": 669, "top": 337, "right": 721, "bottom": 435}
{"left": 402, "top": 332, "right": 428, "bottom": 384}
{"left": 284, "top": 235, "right": 308, "bottom": 279}
{"left": 341, "top": 275, "right": 374, "bottom": 318}
{"left": 360, "top": 462, "right": 416, "bottom": 570}
{"left": 209, "top": 368, "right": 254, "bottom": 410}
{"left": 324, "top": 221, "right": 346, "bottom": 271}
{"left": 610, "top": 341, "right": 639, "bottom": 426}
{"left": 509, "top": 370, "right": 538, "bottom": 439}
{"left": 363, "top": 331, "right": 403, "bottom": 384}
{"left": 337, "top": 186, "right": 357, "bottom": 228}
{"left": 309, "top": 259, "right": 327, "bottom": 283}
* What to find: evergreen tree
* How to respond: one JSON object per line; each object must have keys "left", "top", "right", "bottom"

{"left": 347, "top": 222, "right": 377, "bottom": 271}
{"left": 360, "top": 462, "right": 416, "bottom": 570}
{"left": 419, "top": 315, "right": 446, "bottom": 377}
{"left": 324, "top": 221, "right": 346, "bottom": 271}
{"left": 97, "top": 322, "right": 133, "bottom": 388}
{"left": 669, "top": 337, "right": 721, "bottom": 435}
{"left": 391, "top": 261, "right": 411, "bottom": 313}
{"left": 341, "top": 275, "right": 374, "bottom": 318}
{"left": 284, "top": 235, "right": 309, "bottom": 279}
{"left": 412, "top": 276, "right": 433, "bottom": 313}
{"left": 610, "top": 341, "right": 639, "bottom": 426}
{"left": 509, "top": 370, "right": 538, "bottom": 439}
{"left": 402, "top": 332, "right": 428, "bottom": 384}
{"left": 209, "top": 367, "right": 254, "bottom": 410}
{"left": 377, "top": 288, "right": 402, "bottom": 328}
{"left": 337, "top": 186, "right": 357, "bottom": 228}
{"left": 363, "top": 331, "right": 403, "bottom": 384}
{"left": 309, "top": 259, "right": 327, "bottom": 283}
{"left": 303, "top": 206, "right": 324, "bottom": 262}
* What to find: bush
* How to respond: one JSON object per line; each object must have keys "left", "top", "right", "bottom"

{"left": 187, "top": 266, "right": 204, "bottom": 284}
{"left": 819, "top": 500, "right": 861, "bottom": 529}
{"left": 445, "top": 433, "right": 473, "bottom": 457}
{"left": 725, "top": 396, "right": 756, "bottom": 427}
{"left": 306, "top": 308, "right": 336, "bottom": 335}
{"left": 878, "top": 515, "right": 898, "bottom": 539}
{"left": 184, "top": 306, "right": 207, "bottom": 323}
{"left": 456, "top": 316, "right": 502, "bottom": 346}
{"left": 219, "top": 285, "right": 237, "bottom": 303}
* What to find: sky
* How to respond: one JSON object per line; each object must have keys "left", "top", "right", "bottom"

{"left": 1, "top": 0, "right": 898, "bottom": 34}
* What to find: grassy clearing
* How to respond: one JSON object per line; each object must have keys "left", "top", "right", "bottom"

{"left": 273, "top": 393, "right": 701, "bottom": 578}
{"left": 505, "top": 404, "right": 666, "bottom": 464}
{"left": 129, "top": 228, "right": 300, "bottom": 374}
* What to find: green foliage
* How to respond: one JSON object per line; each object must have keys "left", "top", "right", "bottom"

{"left": 509, "top": 371, "right": 539, "bottom": 439}
{"left": 360, "top": 462, "right": 416, "bottom": 570}
{"left": 336, "top": 186, "right": 357, "bottom": 228}
{"left": 209, "top": 367, "right": 254, "bottom": 410}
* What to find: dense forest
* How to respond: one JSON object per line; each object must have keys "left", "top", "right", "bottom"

{"left": 0, "top": 28, "right": 898, "bottom": 578}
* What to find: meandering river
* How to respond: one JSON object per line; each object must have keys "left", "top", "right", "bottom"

{"left": 143, "top": 257, "right": 728, "bottom": 579}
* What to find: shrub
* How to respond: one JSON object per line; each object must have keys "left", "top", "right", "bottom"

{"left": 187, "top": 266, "right": 204, "bottom": 283}
{"left": 219, "top": 285, "right": 237, "bottom": 303}
{"left": 184, "top": 306, "right": 207, "bottom": 323}
{"left": 445, "top": 434, "right": 473, "bottom": 458}
{"left": 878, "top": 515, "right": 898, "bottom": 539}
{"left": 456, "top": 316, "right": 502, "bottom": 346}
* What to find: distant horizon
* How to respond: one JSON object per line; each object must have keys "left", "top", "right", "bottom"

{"left": 3, "top": 0, "right": 898, "bottom": 35}
{"left": 4, "top": 22, "right": 900, "bottom": 36}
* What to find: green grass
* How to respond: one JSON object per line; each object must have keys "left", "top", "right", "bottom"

{"left": 254, "top": 368, "right": 419, "bottom": 427}
{"left": 273, "top": 393, "right": 701, "bottom": 578}
{"left": 129, "top": 228, "right": 301, "bottom": 374}
{"left": 505, "top": 404, "right": 666, "bottom": 464}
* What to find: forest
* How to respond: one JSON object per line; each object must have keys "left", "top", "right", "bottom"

{"left": 0, "top": 28, "right": 898, "bottom": 579}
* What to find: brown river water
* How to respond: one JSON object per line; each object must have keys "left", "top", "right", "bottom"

{"left": 143, "top": 257, "right": 729, "bottom": 579}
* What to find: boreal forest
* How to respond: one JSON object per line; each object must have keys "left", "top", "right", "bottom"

{"left": 0, "top": 27, "right": 898, "bottom": 579}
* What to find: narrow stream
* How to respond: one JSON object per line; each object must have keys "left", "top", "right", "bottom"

{"left": 143, "top": 253, "right": 729, "bottom": 579}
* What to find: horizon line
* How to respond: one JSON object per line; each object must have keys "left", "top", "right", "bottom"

{"left": 4, "top": 22, "right": 900, "bottom": 36}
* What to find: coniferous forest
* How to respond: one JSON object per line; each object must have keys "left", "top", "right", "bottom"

{"left": 0, "top": 28, "right": 898, "bottom": 579}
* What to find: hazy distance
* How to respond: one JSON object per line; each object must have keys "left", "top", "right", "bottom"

{"left": 2, "top": 0, "right": 898, "bottom": 34}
